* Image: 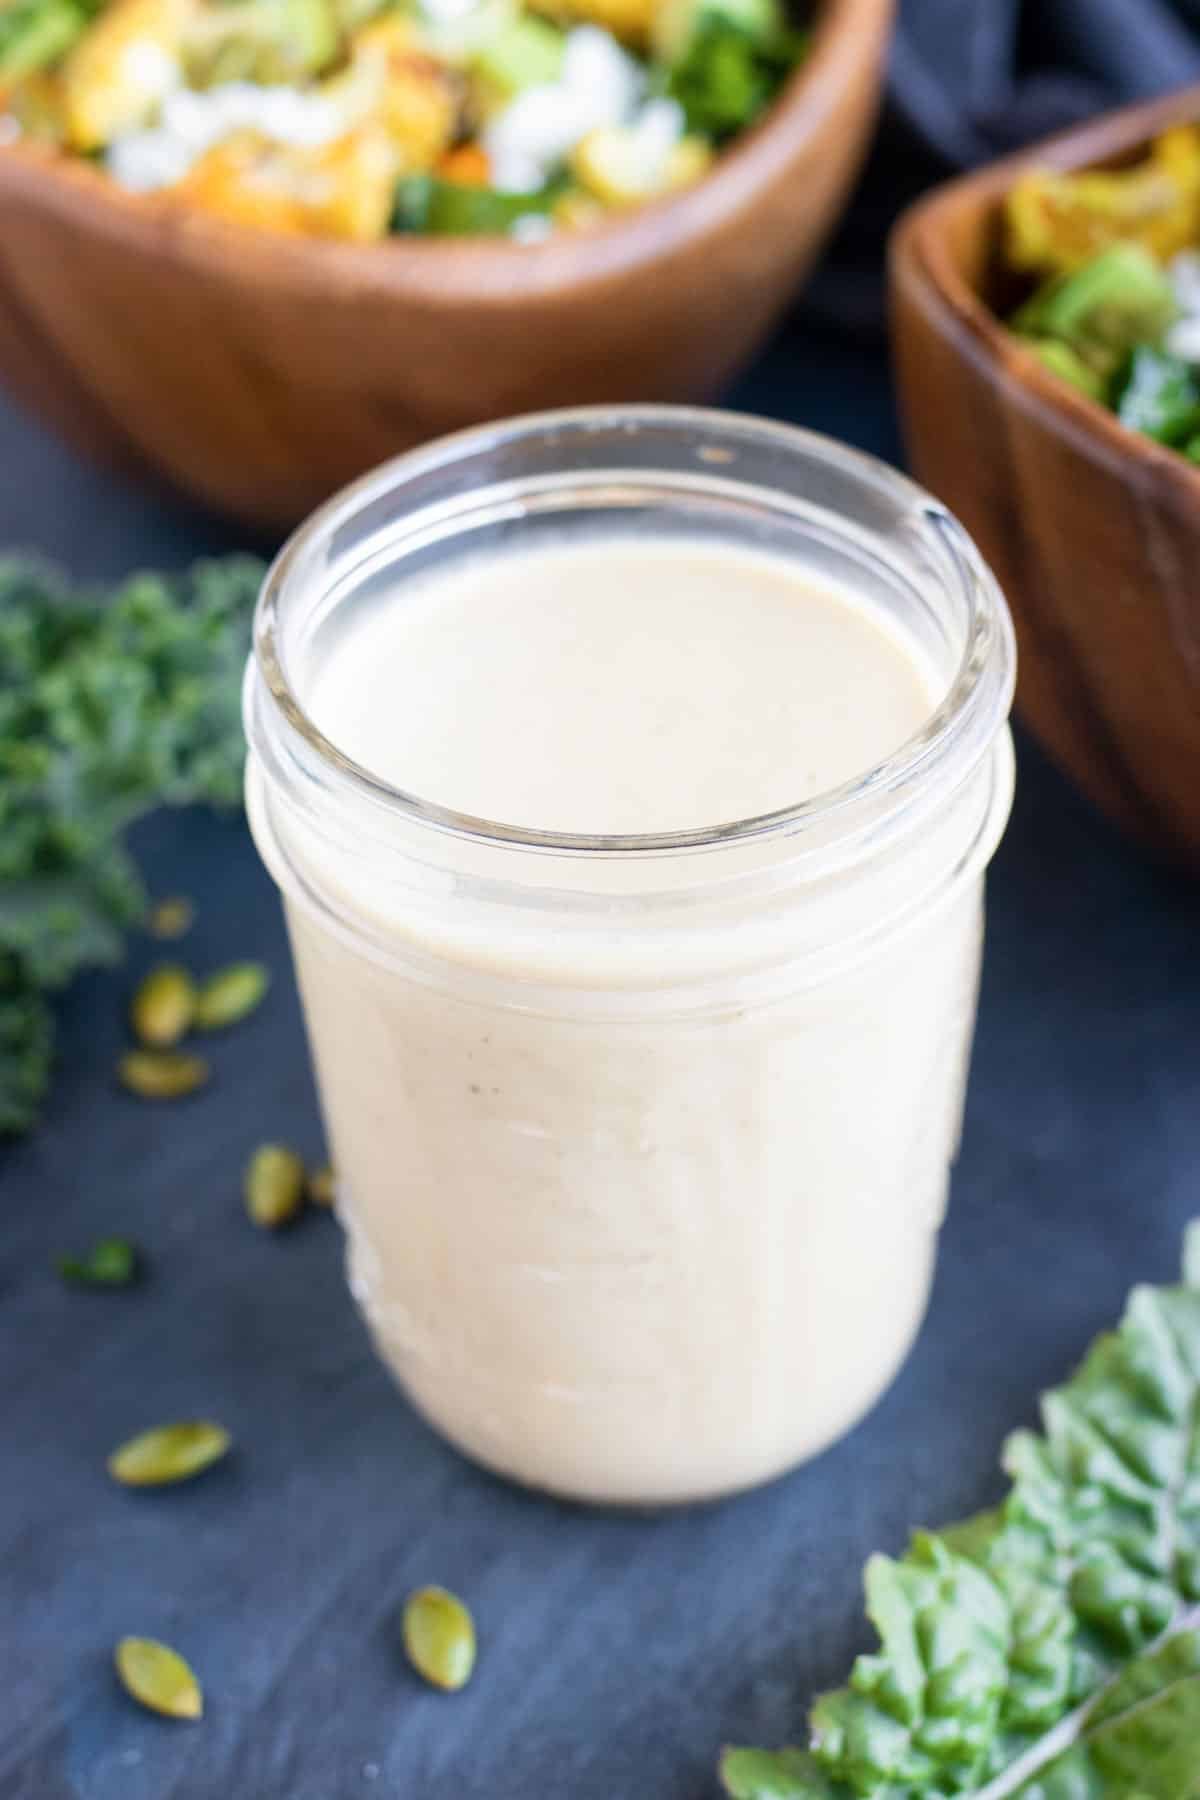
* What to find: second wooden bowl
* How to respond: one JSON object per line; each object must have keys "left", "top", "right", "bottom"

{"left": 890, "top": 86, "right": 1200, "bottom": 869}
{"left": 0, "top": 0, "right": 891, "bottom": 529}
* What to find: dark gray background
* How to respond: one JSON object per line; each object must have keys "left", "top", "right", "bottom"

{"left": 3, "top": 330, "right": 1198, "bottom": 1799}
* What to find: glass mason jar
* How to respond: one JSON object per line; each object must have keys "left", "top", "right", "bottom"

{"left": 245, "top": 407, "right": 1016, "bottom": 1507}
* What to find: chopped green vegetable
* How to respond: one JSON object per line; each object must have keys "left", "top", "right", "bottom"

{"left": 652, "top": 0, "right": 803, "bottom": 139}
{"left": 652, "top": 0, "right": 778, "bottom": 62}
{"left": 470, "top": 13, "right": 565, "bottom": 97}
{"left": 182, "top": 0, "right": 339, "bottom": 86}
{"left": 392, "top": 174, "right": 561, "bottom": 235}
{"left": 722, "top": 1224, "right": 1200, "bottom": 1797}
{"left": 1028, "top": 338, "right": 1107, "bottom": 400}
{"left": 1010, "top": 243, "right": 1177, "bottom": 384}
{"left": 1113, "top": 343, "right": 1200, "bottom": 445}
{"left": 0, "top": 555, "right": 263, "bottom": 1135}
{"left": 0, "top": 0, "right": 99, "bottom": 80}
{"left": 57, "top": 1236, "right": 139, "bottom": 1286}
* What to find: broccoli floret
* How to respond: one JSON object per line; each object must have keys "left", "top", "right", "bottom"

{"left": 651, "top": 0, "right": 804, "bottom": 139}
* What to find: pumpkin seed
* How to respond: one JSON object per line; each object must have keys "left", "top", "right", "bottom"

{"left": 115, "top": 1637, "right": 203, "bottom": 1720}
{"left": 194, "top": 963, "right": 269, "bottom": 1032}
{"left": 244, "top": 1145, "right": 306, "bottom": 1229}
{"left": 118, "top": 1050, "right": 210, "bottom": 1100}
{"left": 402, "top": 1586, "right": 476, "bottom": 1692}
{"left": 131, "top": 965, "right": 196, "bottom": 1048}
{"left": 108, "top": 1420, "right": 231, "bottom": 1487}
{"left": 308, "top": 1164, "right": 337, "bottom": 1208}
{"left": 57, "top": 1237, "right": 139, "bottom": 1287}
{"left": 148, "top": 896, "right": 194, "bottom": 940}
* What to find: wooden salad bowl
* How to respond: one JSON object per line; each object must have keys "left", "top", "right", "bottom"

{"left": 890, "top": 85, "right": 1200, "bottom": 870}
{"left": 0, "top": 0, "right": 891, "bottom": 529}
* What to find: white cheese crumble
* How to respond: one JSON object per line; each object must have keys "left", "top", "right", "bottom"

{"left": 1167, "top": 250, "right": 1200, "bottom": 363}
{"left": 107, "top": 81, "right": 345, "bottom": 192}
{"left": 483, "top": 24, "right": 644, "bottom": 192}
{"left": 510, "top": 211, "right": 554, "bottom": 243}
{"left": 623, "top": 95, "right": 685, "bottom": 182}
{"left": 418, "top": 0, "right": 516, "bottom": 58}
{"left": 119, "top": 39, "right": 183, "bottom": 105}
{"left": 419, "top": 0, "right": 489, "bottom": 24}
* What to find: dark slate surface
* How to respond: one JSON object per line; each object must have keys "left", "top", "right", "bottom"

{"left": 3, "top": 334, "right": 1198, "bottom": 1800}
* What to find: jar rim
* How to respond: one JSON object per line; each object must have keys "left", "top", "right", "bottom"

{"left": 252, "top": 404, "right": 1015, "bottom": 858}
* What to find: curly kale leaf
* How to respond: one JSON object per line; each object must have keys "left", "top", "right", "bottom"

{"left": 722, "top": 1229, "right": 1200, "bottom": 1798}
{"left": 0, "top": 957, "right": 54, "bottom": 1137}
{"left": 0, "top": 554, "right": 263, "bottom": 1134}
{"left": 1010, "top": 1621, "right": 1200, "bottom": 1798}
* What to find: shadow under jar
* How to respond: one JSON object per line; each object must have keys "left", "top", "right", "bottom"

{"left": 244, "top": 406, "right": 1016, "bottom": 1507}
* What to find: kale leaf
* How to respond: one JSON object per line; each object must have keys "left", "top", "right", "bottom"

{"left": 722, "top": 1226, "right": 1200, "bottom": 1798}
{"left": 0, "top": 554, "right": 263, "bottom": 1135}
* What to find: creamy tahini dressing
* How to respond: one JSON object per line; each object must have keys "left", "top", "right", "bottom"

{"left": 257, "top": 532, "right": 987, "bottom": 1503}
{"left": 309, "top": 536, "right": 938, "bottom": 835}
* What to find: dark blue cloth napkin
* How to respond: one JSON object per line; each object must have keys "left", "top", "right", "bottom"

{"left": 814, "top": 0, "right": 1200, "bottom": 329}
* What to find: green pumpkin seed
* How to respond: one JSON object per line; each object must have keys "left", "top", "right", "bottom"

{"left": 244, "top": 1145, "right": 306, "bottom": 1229}
{"left": 115, "top": 1637, "right": 203, "bottom": 1720}
{"left": 118, "top": 1050, "right": 210, "bottom": 1100}
{"left": 108, "top": 1420, "right": 231, "bottom": 1487}
{"left": 194, "top": 963, "right": 270, "bottom": 1032}
{"left": 57, "top": 1237, "right": 139, "bottom": 1287}
{"left": 131, "top": 965, "right": 196, "bottom": 1048}
{"left": 308, "top": 1164, "right": 337, "bottom": 1208}
{"left": 402, "top": 1586, "right": 476, "bottom": 1692}
{"left": 148, "top": 896, "right": 194, "bottom": 940}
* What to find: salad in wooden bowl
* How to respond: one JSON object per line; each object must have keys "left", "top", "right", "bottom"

{"left": 891, "top": 87, "right": 1200, "bottom": 871}
{"left": 0, "top": 0, "right": 891, "bottom": 525}
{"left": 0, "top": 0, "right": 804, "bottom": 239}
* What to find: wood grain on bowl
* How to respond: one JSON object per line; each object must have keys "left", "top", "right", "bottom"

{"left": 0, "top": 0, "right": 891, "bottom": 529}
{"left": 890, "top": 85, "right": 1200, "bottom": 870}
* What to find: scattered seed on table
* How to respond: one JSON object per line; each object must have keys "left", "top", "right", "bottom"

{"left": 108, "top": 1421, "right": 231, "bottom": 1487}
{"left": 115, "top": 1637, "right": 203, "bottom": 1720}
{"left": 147, "top": 897, "right": 194, "bottom": 940}
{"left": 402, "top": 1586, "right": 476, "bottom": 1692}
{"left": 118, "top": 1050, "right": 210, "bottom": 1100}
{"left": 308, "top": 1164, "right": 337, "bottom": 1208}
{"left": 194, "top": 963, "right": 270, "bottom": 1032}
{"left": 57, "top": 1238, "right": 139, "bottom": 1287}
{"left": 130, "top": 965, "right": 196, "bottom": 1048}
{"left": 244, "top": 1145, "right": 306, "bottom": 1229}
